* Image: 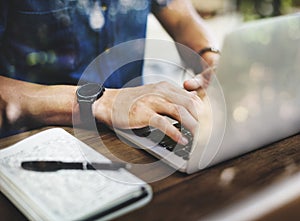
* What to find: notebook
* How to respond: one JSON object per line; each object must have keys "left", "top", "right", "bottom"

{"left": 0, "top": 128, "right": 152, "bottom": 221}
{"left": 116, "top": 14, "right": 300, "bottom": 174}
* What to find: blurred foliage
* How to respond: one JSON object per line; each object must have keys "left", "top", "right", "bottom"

{"left": 238, "top": 0, "right": 299, "bottom": 21}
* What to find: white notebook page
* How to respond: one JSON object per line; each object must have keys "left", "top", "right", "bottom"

{"left": 0, "top": 128, "right": 149, "bottom": 221}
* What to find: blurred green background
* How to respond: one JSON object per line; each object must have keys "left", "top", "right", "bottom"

{"left": 237, "top": 0, "right": 300, "bottom": 20}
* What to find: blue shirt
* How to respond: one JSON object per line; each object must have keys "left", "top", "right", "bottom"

{"left": 0, "top": 0, "right": 170, "bottom": 88}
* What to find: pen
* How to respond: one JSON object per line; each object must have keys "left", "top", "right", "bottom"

{"left": 21, "top": 161, "right": 131, "bottom": 172}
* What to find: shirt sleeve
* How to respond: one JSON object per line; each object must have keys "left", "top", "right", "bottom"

{"left": 0, "top": 1, "right": 8, "bottom": 46}
{"left": 154, "top": 0, "right": 172, "bottom": 7}
{"left": 151, "top": 0, "right": 173, "bottom": 12}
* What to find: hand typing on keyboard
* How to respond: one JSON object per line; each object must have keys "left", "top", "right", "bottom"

{"left": 133, "top": 122, "right": 193, "bottom": 160}
{"left": 95, "top": 82, "right": 202, "bottom": 146}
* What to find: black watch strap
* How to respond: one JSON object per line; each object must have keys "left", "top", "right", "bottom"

{"left": 78, "top": 100, "right": 96, "bottom": 127}
{"left": 198, "top": 47, "right": 221, "bottom": 57}
{"left": 76, "top": 83, "right": 105, "bottom": 129}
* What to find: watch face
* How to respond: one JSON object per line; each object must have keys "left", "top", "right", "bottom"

{"left": 77, "top": 83, "right": 104, "bottom": 101}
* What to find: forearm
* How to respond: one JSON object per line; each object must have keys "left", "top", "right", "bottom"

{"left": 0, "top": 76, "right": 204, "bottom": 145}
{"left": 0, "top": 76, "right": 78, "bottom": 130}
{"left": 153, "top": 0, "right": 219, "bottom": 65}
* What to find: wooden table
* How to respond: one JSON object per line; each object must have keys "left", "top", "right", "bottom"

{"left": 0, "top": 126, "right": 300, "bottom": 221}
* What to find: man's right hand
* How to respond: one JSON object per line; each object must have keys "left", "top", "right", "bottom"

{"left": 93, "top": 81, "right": 203, "bottom": 145}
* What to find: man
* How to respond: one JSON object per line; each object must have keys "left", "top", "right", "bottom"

{"left": 0, "top": 0, "right": 220, "bottom": 144}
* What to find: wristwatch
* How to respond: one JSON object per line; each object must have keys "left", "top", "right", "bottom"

{"left": 76, "top": 83, "right": 105, "bottom": 127}
{"left": 198, "top": 47, "right": 221, "bottom": 57}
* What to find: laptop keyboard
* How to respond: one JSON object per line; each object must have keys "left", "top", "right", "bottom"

{"left": 133, "top": 123, "right": 193, "bottom": 160}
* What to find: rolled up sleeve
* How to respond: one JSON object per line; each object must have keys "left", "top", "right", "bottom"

{"left": 0, "top": 1, "right": 8, "bottom": 46}
{"left": 151, "top": 0, "right": 172, "bottom": 11}
{"left": 155, "top": 0, "right": 172, "bottom": 6}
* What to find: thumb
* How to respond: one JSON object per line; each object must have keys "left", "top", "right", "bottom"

{"left": 183, "top": 75, "right": 205, "bottom": 91}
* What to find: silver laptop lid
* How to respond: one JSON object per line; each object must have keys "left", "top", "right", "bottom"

{"left": 188, "top": 14, "right": 300, "bottom": 173}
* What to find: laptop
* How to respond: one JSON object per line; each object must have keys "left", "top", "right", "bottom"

{"left": 115, "top": 14, "right": 300, "bottom": 174}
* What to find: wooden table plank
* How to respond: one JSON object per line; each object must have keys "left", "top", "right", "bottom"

{"left": 0, "top": 126, "right": 299, "bottom": 221}
{"left": 118, "top": 134, "right": 300, "bottom": 221}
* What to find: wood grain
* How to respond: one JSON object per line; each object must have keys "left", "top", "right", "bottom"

{"left": 0, "top": 125, "right": 299, "bottom": 221}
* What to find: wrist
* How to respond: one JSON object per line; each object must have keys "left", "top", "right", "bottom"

{"left": 198, "top": 47, "right": 220, "bottom": 68}
{"left": 202, "top": 51, "right": 220, "bottom": 68}
{"left": 76, "top": 83, "right": 105, "bottom": 127}
{"left": 92, "top": 88, "right": 118, "bottom": 126}
{"left": 198, "top": 46, "right": 221, "bottom": 57}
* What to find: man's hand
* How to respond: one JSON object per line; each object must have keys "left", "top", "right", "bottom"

{"left": 183, "top": 67, "right": 213, "bottom": 98}
{"left": 152, "top": 0, "right": 220, "bottom": 96}
{"left": 93, "top": 81, "right": 203, "bottom": 145}
{"left": 183, "top": 52, "right": 220, "bottom": 98}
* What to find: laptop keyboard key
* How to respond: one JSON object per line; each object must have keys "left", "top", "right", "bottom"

{"left": 132, "top": 121, "right": 193, "bottom": 161}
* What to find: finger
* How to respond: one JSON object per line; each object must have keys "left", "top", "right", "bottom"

{"left": 151, "top": 101, "right": 199, "bottom": 135}
{"left": 150, "top": 83, "right": 204, "bottom": 121}
{"left": 148, "top": 93, "right": 203, "bottom": 123}
{"left": 183, "top": 73, "right": 210, "bottom": 91}
{"left": 150, "top": 81, "right": 203, "bottom": 110}
{"left": 149, "top": 114, "right": 189, "bottom": 145}
{"left": 171, "top": 92, "right": 203, "bottom": 122}
{"left": 173, "top": 104, "right": 199, "bottom": 135}
{"left": 183, "top": 75, "right": 205, "bottom": 91}
{"left": 183, "top": 67, "right": 214, "bottom": 91}
{"left": 152, "top": 81, "right": 194, "bottom": 98}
